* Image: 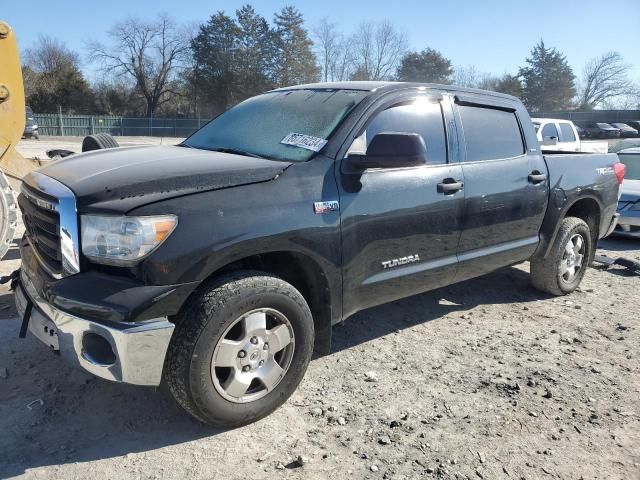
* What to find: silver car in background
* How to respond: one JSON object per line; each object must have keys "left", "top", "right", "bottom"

{"left": 614, "top": 147, "right": 640, "bottom": 238}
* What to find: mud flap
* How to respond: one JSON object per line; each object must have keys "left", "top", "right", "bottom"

{"left": 18, "top": 300, "right": 32, "bottom": 338}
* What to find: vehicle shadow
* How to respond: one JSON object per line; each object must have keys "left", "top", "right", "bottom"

{"left": 332, "top": 265, "right": 548, "bottom": 353}
{"left": 0, "top": 266, "right": 547, "bottom": 477}
{"left": 598, "top": 236, "right": 639, "bottom": 252}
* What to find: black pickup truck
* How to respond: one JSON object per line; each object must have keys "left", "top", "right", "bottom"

{"left": 14, "top": 82, "right": 624, "bottom": 427}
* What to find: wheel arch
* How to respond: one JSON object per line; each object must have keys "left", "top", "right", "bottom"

{"left": 536, "top": 194, "right": 603, "bottom": 260}
{"left": 177, "top": 250, "right": 336, "bottom": 356}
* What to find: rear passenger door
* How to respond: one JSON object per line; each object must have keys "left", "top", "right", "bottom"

{"left": 453, "top": 95, "right": 548, "bottom": 283}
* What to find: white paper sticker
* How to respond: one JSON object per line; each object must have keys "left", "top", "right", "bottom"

{"left": 280, "top": 132, "right": 328, "bottom": 152}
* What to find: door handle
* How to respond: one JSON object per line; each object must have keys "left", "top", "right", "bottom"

{"left": 528, "top": 171, "right": 547, "bottom": 184}
{"left": 437, "top": 178, "right": 464, "bottom": 194}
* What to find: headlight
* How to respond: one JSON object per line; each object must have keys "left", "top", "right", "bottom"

{"left": 81, "top": 215, "right": 177, "bottom": 266}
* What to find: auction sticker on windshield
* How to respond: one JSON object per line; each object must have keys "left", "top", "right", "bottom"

{"left": 281, "top": 133, "right": 328, "bottom": 152}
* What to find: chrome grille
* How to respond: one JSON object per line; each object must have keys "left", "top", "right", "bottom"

{"left": 19, "top": 183, "right": 63, "bottom": 274}
{"left": 19, "top": 172, "right": 81, "bottom": 278}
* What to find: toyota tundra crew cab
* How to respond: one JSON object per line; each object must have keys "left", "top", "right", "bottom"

{"left": 13, "top": 82, "right": 624, "bottom": 427}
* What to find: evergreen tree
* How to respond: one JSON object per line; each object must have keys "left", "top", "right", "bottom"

{"left": 494, "top": 74, "right": 523, "bottom": 98}
{"left": 273, "top": 6, "right": 319, "bottom": 86}
{"left": 191, "top": 12, "right": 240, "bottom": 114}
{"left": 518, "top": 40, "right": 576, "bottom": 111}
{"left": 396, "top": 48, "right": 453, "bottom": 84}
{"left": 236, "top": 5, "right": 276, "bottom": 97}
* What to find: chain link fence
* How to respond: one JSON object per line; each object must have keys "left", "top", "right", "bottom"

{"left": 33, "top": 114, "right": 211, "bottom": 137}
{"left": 32, "top": 110, "right": 640, "bottom": 137}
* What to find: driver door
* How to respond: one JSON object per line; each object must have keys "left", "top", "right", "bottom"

{"left": 337, "top": 93, "right": 465, "bottom": 318}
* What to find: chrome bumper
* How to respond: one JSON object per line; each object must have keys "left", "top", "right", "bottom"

{"left": 15, "top": 269, "right": 175, "bottom": 386}
{"left": 617, "top": 213, "right": 640, "bottom": 228}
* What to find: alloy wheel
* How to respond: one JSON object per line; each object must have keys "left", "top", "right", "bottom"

{"left": 559, "top": 233, "right": 585, "bottom": 284}
{"left": 211, "top": 308, "right": 295, "bottom": 403}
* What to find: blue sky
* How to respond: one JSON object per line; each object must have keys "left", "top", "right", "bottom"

{"left": 4, "top": 0, "right": 640, "bottom": 81}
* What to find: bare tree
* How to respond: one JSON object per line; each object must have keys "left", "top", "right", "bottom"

{"left": 312, "top": 18, "right": 354, "bottom": 82}
{"left": 452, "top": 65, "right": 480, "bottom": 88}
{"left": 351, "top": 21, "right": 407, "bottom": 81}
{"left": 24, "top": 35, "right": 80, "bottom": 73}
{"left": 313, "top": 18, "right": 338, "bottom": 82}
{"left": 600, "top": 81, "right": 640, "bottom": 109}
{"left": 578, "top": 52, "right": 632, "bottom": 109}
{"left": 88, "top": 15, "right": 191, "bottom": 117}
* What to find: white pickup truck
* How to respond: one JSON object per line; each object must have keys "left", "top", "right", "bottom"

{"left": 532, "top": 118, "right": 581, "bottom": 152}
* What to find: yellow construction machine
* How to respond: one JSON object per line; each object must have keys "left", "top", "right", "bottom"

{"left": 0, "top": 20, "right": 28, "bottom": 260}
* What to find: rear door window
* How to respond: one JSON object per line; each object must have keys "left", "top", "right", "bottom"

{"left": 558, "top": 123, "right": 576, "bottom": 142}
{"left": 458, "top": 105, "right": 524, "bottom": 162}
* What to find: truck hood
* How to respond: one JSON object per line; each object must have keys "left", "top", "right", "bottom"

{"left": 37, "top": 145, "right": 291, "bottom": 212}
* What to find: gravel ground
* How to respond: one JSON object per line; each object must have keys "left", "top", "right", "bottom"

{"left": 0, "top": 136, "right": 638, "bottom": 479}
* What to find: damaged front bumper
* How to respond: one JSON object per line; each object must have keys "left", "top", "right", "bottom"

{"left": 15, "top": 268, "right": 175, "bottom": 386}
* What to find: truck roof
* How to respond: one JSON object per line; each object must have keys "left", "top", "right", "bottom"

{"left": 531, "top": 117, "right": 576, "bottom": 124}
{"left": 272, "top": 81, "right": 521, "bottom": 103}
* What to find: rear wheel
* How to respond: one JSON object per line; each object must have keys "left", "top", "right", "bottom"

{"left": 164, "top": 271, "right": 314, "bottom": 427}
{"left": 530, "top": 217, "right": 591, "bottom": 295}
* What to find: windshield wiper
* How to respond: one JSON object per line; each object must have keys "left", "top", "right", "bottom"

{"left": 211, "top": 147, "right": 266, "bottom": 159}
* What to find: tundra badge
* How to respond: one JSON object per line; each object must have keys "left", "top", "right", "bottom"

{"left": 382, "top": 254, "right": 420, "bottom": 269}
{"left": 314, "top": 201, "right": 339, "bottom": 214}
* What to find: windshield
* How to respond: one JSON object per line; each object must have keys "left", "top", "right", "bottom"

{"left": 619, "top": 152, "right": 640, "bottom": 180}
{"left": 597, "top": 123, "right": 613, "bottom": 128}
{"left": 184, "top": 89, "right": 368, "bottom": 162}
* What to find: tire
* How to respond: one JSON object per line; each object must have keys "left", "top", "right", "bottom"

{"left": 0, "top": 171, "right": 17, "bottom": 261}
{"left": 81, "top": 133, "right": 119, "bottom": 152}
{"left": 164, "top": 271, "right": 314, "bottom": 427}
{"left": 530, "top": 217, "right": 591, "bottom": 296}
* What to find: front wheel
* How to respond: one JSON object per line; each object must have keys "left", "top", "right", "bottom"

{"left": 164, "top": 271, "right": 314, "bottom": 427}
{"left": 530, "top": 217, "right": 591, "bottom": 296}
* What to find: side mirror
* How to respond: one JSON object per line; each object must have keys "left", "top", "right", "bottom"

{"left": 542, "top": 136, "right": 558, "bottom": 146}
{"left": 348, "top": 132, "right": 427, "bottom": 169}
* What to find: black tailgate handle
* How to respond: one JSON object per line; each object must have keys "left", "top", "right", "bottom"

{"left": 528, "top": 171, "right": 547, "bottom": 184}
{"left": 437, "top": 178, "right": 464, "bottom": 194}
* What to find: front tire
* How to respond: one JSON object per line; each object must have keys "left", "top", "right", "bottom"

{"left": 530, "top": 217, "right": 591, "bottom": 296}
{"left": 164, "top": 271, "right": 314, "bottom": 427}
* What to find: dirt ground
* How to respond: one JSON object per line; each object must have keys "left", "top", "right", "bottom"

{"left": 0, "top": 137, "right": 638, "bottom": 479}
